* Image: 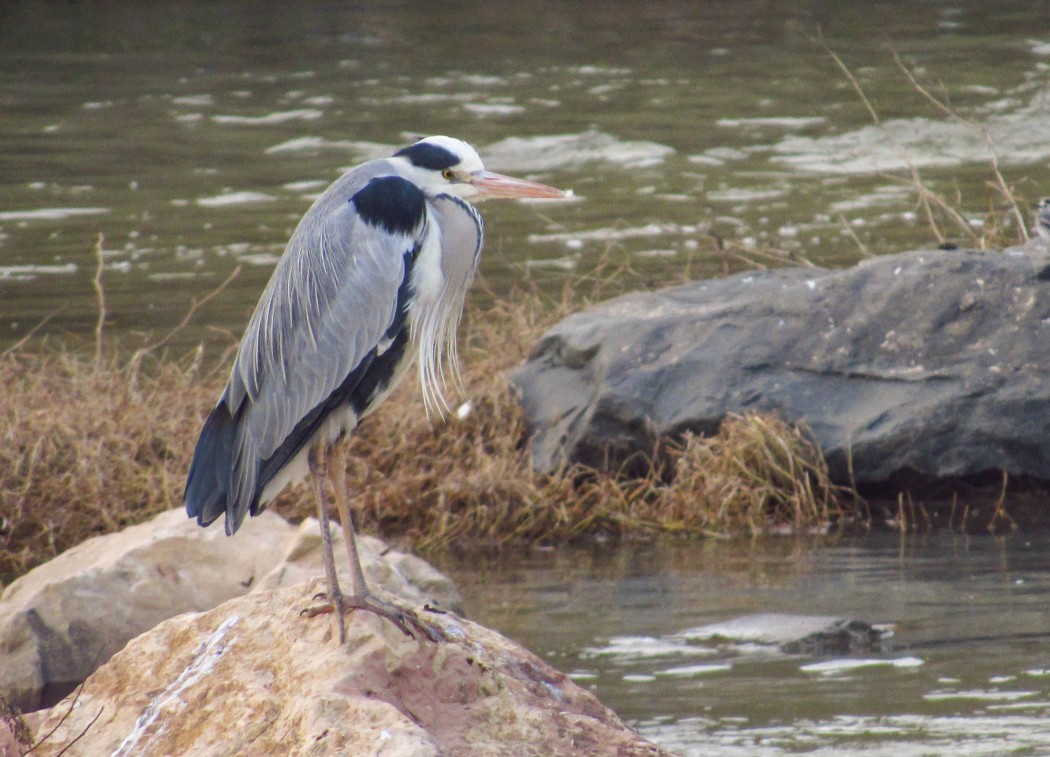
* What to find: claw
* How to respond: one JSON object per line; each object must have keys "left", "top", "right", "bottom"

{"left": 300, "top": 602, "right": 334, "bottom": 619}
{"left": 300, "top": 590, "right": 445, "bottom": 643}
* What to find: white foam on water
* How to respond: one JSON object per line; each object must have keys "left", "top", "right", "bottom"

{"left": 828, "top": 184, "right": 912, "bottom": 212}
{"left": 522, "top": 256, "right": 578, "bottom": 271}
{"left": 172, "top": 94, "right": 214, "bottom": 106}
{"left": 211, "top": 109, "right": 323, "bottom": 125}
{"left": 196, "top": 191, "right": 276, "bottom": 207}
{"left": 985, "top": 700, "right": 1050, "bottom": 711}
{"left": 426, "top": 74, "right": 508, "bottom": 87}
{"left": 283, "top": 179, "right": 327, "bottom": 192}
{"left": 237, "top": 252, "right": 283, "bottom": 266}
{"left": 483, "top": 130, "right": 675, "bottom": 171}
{"left": 0, "top": 263, "right": 78, "bottom": 280}
{"left": 529, "top": 222, "right": 694, "bottom": 245}
{"left": 582, "top": 635, "right": 717, "bottom": 661}
{"left": 716, "top": 116, "right": 827, "bottom": 129}
{"left": 362, "top": 92, "right": 476, "bottom": 106}
{"left": 0, "top": 207, "right": 109, "bottom": 221}
{"left": 559, "top": 65, "right": 633, "bottom": 76}
{"left": 147, "top": 272, "right": 200, "bottom": 282}
{"left": 623, "top": 674, "right": 657, "bottom": 683}
{"left": 770, "top": 85, "right": 1050, "bottom": 174}
{"left": 463, "top": 102, "right": 527, "bottom": 116}
{"left": 691, "top": 146, "right": 750, "bottom": 164}
{"left": 706, "top": 187, "right": 787, "bottom": 203}
{"left": 655, "top": 663, "right": 733, "bottom": 677}
{"left": 923, "top": 688, "right": 1038, "bottom": 702}
{"left": 1030, "top": 39, "right": 1050, "bottom": 56}
{"left": 801, "top": 657, "right": 924, "bottom": 675}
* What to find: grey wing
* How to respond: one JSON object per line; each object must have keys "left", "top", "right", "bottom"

{"left": 187, "top": 168, "right": 427, "bottom": 532}
{"left": 231, "top": 204, "right": 412, "bottom": 457}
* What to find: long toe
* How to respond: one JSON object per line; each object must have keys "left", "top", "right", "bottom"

{"left": 345, "top": 594, "right": 446, "bottom": 643}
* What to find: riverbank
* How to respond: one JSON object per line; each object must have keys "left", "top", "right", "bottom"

{"left": 0, "top": 274, "right": 845, "bottom": 589}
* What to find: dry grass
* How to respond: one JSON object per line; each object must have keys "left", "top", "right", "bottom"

{"left": 0, "top": 263, "right": 847, "bottom": 588}
{"left": 0, "top": 345, "right": 218, "bottom": 584}
{"left": 822, "top": 39, "right": 1034, "bottom": 250}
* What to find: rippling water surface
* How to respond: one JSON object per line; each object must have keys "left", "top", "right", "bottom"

{"left": 2, "top": 2, "right": 1050, "bottom": 349}
{"left": 443, "top": 531, "right": 1050, "bottom": 755}
{"left": 4, "top": 3, "right": 1050, "bottom": 752}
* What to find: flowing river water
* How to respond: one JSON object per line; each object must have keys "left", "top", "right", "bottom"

{"left": 3, "top": 2, "right": 1050, "bottom": 753}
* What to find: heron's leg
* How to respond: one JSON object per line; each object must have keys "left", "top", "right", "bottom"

{"left": 308, "top": 444, "right": 347, "bottom": 644}
{"left": 328, "top": 446, "right": 370, "bottom": 598}
{"left": 309, "top": 442, "right": 443, "bottom": 643}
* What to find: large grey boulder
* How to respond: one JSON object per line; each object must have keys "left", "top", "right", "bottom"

{"left": 511, "top": 247, "right": 1050, "bottom": 491}
{"left": 0, "top": 508, "right": 461, "bottom": 712}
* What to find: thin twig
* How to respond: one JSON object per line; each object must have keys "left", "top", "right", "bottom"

{"left": 0, "top": 306, "right": 69, "bottom": 358}
{"left": 90, "top": 232, "right": 106, "bottom": 366}
{"left": 25, "top": 675, "right": 89, "bottom": 754}
{"left": 837, "top": 215, "right": 874, "bottom": 258}
{"left": 817, "top": 32, "right": 880, "bottom": 125}
{"left": 53, "top": 707, "right": 104, "bottom": 757}
{"left": 131, "top": 265, "right": 242, "bottom": 361}
{"left": 988, "top": 469, "right": 1016, "bottom": 532}
{"left": 891, "top": 50, "right": 1029, "bottom": 243}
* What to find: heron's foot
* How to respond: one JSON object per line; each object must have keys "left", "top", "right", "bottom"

{"left": 302, "top": 591, "right": 444, "bottom": 644}
{"left": 301, "top": 589, "right": 349, "bottom": 643}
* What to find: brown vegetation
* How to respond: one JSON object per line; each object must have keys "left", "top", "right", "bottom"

{"left": 0, "top": 262, "right": 848, "bottom": 589}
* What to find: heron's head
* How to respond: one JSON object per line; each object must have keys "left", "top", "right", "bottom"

{"left": 393, "top": 135, "right": 568, "bottom": 202}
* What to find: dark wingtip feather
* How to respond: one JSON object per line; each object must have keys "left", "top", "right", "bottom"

{"left": 184, "top": 400, "right": 239, "bottom": 532}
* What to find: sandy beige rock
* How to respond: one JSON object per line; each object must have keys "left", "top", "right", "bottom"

{"left": 0, "top": 508, "right": 460, "bottom": 712}
{"left": 256, "top": 520, "right": 462, "bottom": 614}
{"left": 30, "top": 581, "right": 669, "bottom": 757}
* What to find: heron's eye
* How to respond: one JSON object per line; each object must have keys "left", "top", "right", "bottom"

{"left": 441, "top": 168, "right": 457, "bottom": 181}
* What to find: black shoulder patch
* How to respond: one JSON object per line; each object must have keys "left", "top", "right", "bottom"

{"left": 393, "top": 141, "right": 460, "bottom": 170}
{"left": 351, "top": 176, "right": 426, "bottom": 236}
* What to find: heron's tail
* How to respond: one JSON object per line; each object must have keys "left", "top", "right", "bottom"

{"left": 184, "top": 400, "right": 239, "bottom": 534}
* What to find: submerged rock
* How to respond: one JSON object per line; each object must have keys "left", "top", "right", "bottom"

{"left": 679, "top": 613, "right": 886, "bottom": 656}
{"left": 512, "top": 247, "right": 1050, "bottom": 493}
{"left": 0, "top": 508, "right": 460, "bottom": 712}
{"left": 27, "top": 581, "right": 670, "bottom": 757}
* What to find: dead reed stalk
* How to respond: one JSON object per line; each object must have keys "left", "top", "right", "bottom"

{"left": 822, "top": 39, "right": 1033, "bottom": 249}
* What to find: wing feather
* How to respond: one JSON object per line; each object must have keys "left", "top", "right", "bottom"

{"left": 188, "top": 164, "right": 429, "bottom": 532}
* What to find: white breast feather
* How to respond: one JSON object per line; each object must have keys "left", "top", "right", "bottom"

{"left": 410, "top": 221, "right": 456, "bottom": 416}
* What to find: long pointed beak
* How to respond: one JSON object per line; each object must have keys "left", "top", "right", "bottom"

{"left": 470, "top": 170, "right": 570, "bottom": 200}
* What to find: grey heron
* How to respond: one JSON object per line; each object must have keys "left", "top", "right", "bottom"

{"left": 1035, "top": 197, "right": 1050, "bottom": 243}
{"left": 184, "top": 135, "right": 569, "bottom": 643}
